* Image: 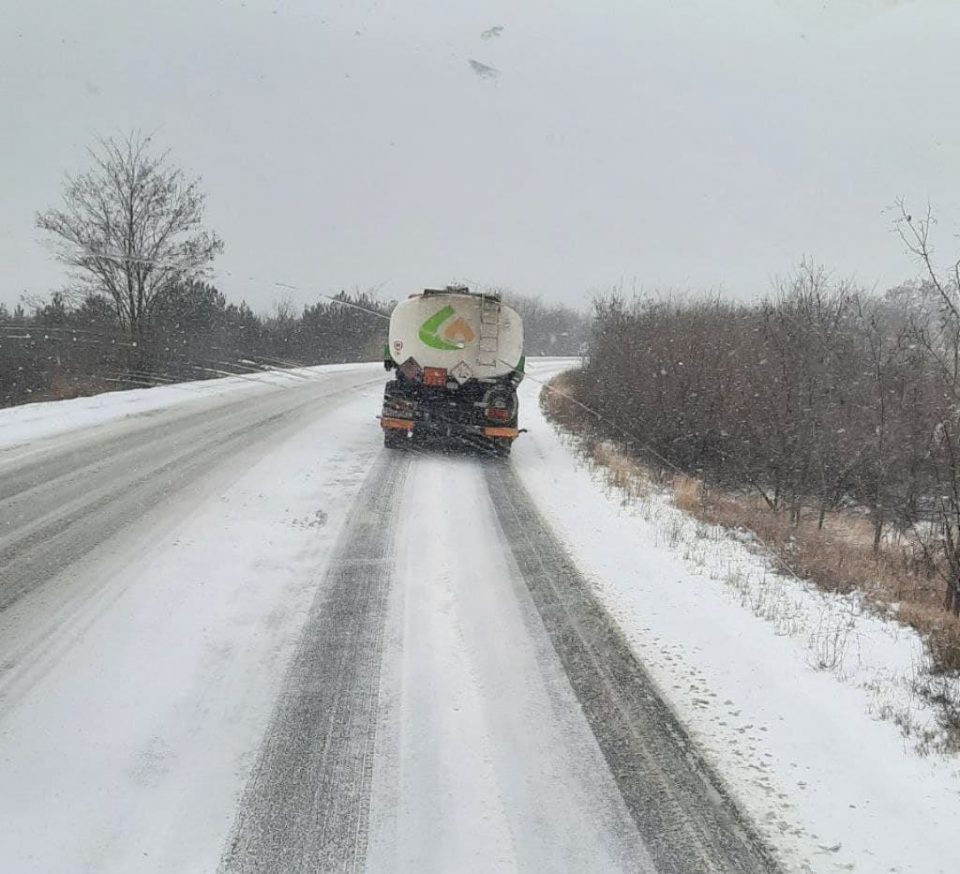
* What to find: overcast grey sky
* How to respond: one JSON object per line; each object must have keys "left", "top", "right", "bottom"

{"left": 1, "top": 0, "right": 958, "bottom": 311}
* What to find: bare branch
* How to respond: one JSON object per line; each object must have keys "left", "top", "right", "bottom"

{"left": 36, "top": 132, "right": 223, "bottom": 341}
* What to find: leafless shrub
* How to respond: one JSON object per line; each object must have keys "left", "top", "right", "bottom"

{"left": 543, "top": 342, "right": 960, "bottom": 735}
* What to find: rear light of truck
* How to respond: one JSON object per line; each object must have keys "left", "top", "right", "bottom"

{"left": 423, "top": 366, "right": 447, "bottom": 387}
{"left": 487, "top": 406, "right": 511, "bottom": 422}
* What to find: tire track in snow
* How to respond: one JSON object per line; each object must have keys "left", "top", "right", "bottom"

{"left": 220, "top": 451, "right": 409, "bottom": 874}
{"left": 365, "top": 454, "right": 658, "bottom": 873}
{"left": 484, "top": 460, "right": 782, "bottom": 874}
{"left": 0, "top": 372, "right": 382, "bottom": 612}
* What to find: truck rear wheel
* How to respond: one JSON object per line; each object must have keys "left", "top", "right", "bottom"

{"left": 384, "top": 428, "right": 409, "bottom": 449}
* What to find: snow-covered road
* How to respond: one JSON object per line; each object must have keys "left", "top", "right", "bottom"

{"left": 0, "top": 360, "right": 956, "bottom": 873}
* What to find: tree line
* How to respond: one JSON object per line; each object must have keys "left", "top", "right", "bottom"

{"left": 0, "top": 286, "right": 391, "bottom": 406}
{"left": 0, "top": 281, "right": 587, "bottom": 407}
{"left": 4, "top": 131, "right": 587, "bottom": 407}
{"left": 579, "top": 239, "right": 960, "bottom": 616}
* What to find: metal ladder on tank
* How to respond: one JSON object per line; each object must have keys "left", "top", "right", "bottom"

{"left": 477, "top": 293, "right": 501, "bottom": 371}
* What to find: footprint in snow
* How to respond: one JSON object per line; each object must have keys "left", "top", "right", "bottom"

{"left": 294, "top": 509, "right": 328, "bottom": 529}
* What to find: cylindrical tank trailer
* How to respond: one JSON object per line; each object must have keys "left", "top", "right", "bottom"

{"left": 380, "top": 286, "right": 525, "bottom": 455}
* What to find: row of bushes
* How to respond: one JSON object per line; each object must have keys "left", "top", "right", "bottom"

{"left": 0, "top": 285, "right": 391, "bottom": 406}
{"left": 574, "top": 266, "right": 960, "bottom": 618}
{"left": 0, "top": 284, "right": 589, "bottom": 408}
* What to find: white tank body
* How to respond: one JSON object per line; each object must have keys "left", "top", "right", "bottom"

{"left": 388, "top": 290, "right": 523, "bottom": 383}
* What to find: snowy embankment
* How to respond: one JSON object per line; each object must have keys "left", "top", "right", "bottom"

{"left": 514, "top": 364, "right": 960, "bottom": 874}
{"left": 0, "top": 362, "right": 378, "bottom": 453}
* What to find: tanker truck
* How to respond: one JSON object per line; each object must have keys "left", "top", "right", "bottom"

{"left": 380, "top": 286, "right": 524, "bottom": 456}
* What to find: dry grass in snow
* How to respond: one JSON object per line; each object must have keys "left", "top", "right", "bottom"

{"left": 542, "top": 370, "right": 960, "bottom": 750}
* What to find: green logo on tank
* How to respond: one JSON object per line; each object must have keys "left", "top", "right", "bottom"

{"left": 419, "top": 305, "right": 476, "bottom": 351}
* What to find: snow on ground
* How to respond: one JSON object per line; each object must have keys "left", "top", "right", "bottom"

{"left": 0, "top": 376, "right": 384, "bottom": 873}
{"left": 5, "top": 357, "right": 959, "bottom": 873}
{"left": 516, "top": 360, "right": 960, "bottom": 874}
{"left": 0, "top": 362, "right": 380, "bottom": 453}
{"left": 367, "top": 454, "right": 654, "bottom": 873}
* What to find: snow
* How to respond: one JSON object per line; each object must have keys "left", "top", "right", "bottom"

{"left": 515, "top": 360, "right": 960, "bottom": 874}
{"left": 0, "top": 370, "right": 384, "bottom": 872}
{"left": 367, "top": 454, "right": 654, "bottom": 872}
{"left": 2, "top": 357, "right": 958, "bottom": 873}
{"left": 0, "top": 362, "right": 380, "bottom": 455}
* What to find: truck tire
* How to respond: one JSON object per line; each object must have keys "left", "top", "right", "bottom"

{"left": 383, "top": 379, "right": 409, "bottom": 402}
{"left": 384, "top": 429, "right": 408, "bottom": 450}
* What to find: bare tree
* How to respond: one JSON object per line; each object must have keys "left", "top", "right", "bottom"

{"left": 36, "top": 133, "right": 223, "bottom": 357}
{"left": 894, "top": 199, "right": 960, "bottom": 328}
{"left": 893, "top": 200, "right": 960, "bottom": 613}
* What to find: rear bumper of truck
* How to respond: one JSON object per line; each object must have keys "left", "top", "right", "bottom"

{"left": 380, "top": 416, "right": 519, "bottom": 440}
{"left": 380, "top": 416, "right": 416, "bottom": 431}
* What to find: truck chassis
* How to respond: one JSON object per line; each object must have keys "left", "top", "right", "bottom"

{"left": 380, "top": 376, "right": 519, "bottom": 457}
